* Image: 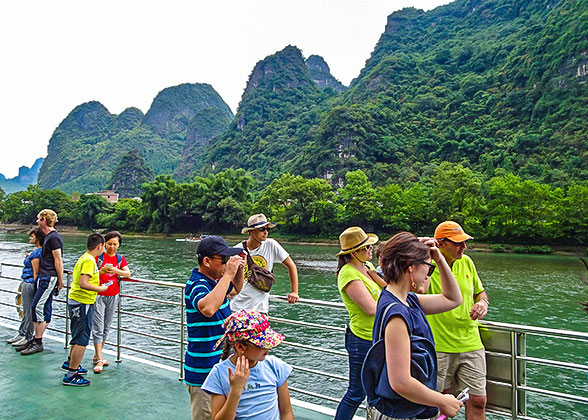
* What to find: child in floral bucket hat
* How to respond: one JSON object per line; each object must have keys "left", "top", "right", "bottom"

{"left": 202, "top": 310, "right": 294, "bottom": 420}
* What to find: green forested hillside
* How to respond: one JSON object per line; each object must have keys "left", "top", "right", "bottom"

{"left": 37, "top": 84, "right": 233, "bottom": 193}
{"left": 201, "top": 0, "right": 587, "bottom": 187}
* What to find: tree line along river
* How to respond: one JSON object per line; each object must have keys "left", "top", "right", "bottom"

{"left": 0, "top": 233, "right": 587, "bottom": 418}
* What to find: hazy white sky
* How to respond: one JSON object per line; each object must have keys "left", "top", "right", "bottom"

{"left": 0, "top": 0, "right": 451, "bottom": 178}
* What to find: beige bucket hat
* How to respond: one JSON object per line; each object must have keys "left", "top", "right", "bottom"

{"left": 241, "top": 213, "right": 277, "bottom": 235}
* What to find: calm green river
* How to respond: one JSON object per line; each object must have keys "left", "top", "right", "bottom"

{"left": 1, "top": 233, "right": 587, "bottom": 418}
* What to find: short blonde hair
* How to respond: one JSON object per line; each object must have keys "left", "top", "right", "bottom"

{"left": 38, "top": 209, "right": 58, "bottom": 227}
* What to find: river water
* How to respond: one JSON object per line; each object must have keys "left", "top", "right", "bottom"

{"left": 1, "top": 233, "right": 587, "bottom": 418}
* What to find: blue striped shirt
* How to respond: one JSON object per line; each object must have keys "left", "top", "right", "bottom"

{"left": 184, "top": 269, "right": 233, "bottom": 387}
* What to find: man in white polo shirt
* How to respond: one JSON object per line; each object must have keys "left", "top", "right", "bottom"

{"left": 230, "top": 214, "right": 299, "bottom": 313}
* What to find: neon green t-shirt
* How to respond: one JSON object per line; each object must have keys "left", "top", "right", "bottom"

{"left": 69, "top": 252, "right": 100, "bottom": 304}
{"left": 426, "top": 254, "right": 484, "bottom": 353}
{"left": 337, "top": 262, "right": 382, "bottom": 341}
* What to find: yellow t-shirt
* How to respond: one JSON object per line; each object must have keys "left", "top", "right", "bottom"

{"left": 69, "top": 252, "right": 100, "bottom": 304}
{"left": 426, "top": 254, "right": 484, "bottom": 352}
{"left": 337, "top": 262, "right": 382, "bottom": 341}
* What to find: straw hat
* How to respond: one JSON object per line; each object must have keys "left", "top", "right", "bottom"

{"left": 241, "top": 214, "right": 277, "bottom": 235}
{"left": 337, "top": 227, "right": 379, "bottom": 256}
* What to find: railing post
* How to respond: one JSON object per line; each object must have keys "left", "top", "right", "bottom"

{"left": 116, "top": 280, "right": 122, "bottom": 363}
{"left": 179, "top": 286, "right": 185, "bottom": 381}
{"left": 510, "top": 331, "right": 519, "bottom": 420}
{"left": 64, "top": 272, "right": 72, "bottom": 348}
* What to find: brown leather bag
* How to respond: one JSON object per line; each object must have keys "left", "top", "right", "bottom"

{"left": 242, "top": 241, "right": 275, "bottom": 292}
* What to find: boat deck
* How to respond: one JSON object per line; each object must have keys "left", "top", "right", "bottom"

{"left": 1, "top": 325, "right": 332, "bottom": 420}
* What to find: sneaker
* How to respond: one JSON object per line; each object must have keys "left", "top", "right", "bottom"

{"left": 14, "top": 340, "right": 33, "bottom": 352}
{"left": 20, "top": 341, "right": 43, "bottom": 355}
{"left": 61, "top": 361, "right": 88, "bottom": 375}
{"left": 12, "top": 337, "right": 30, "bottom": 346}
{"left": 6, "top": 334, "right": 24, "bottom": 344}
{"left": 62, "top": 373, "right": 90, "bottom": 387}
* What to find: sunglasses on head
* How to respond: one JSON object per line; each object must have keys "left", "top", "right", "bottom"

{"left": 208, "top": 255, "right": 230, "bottom": 264}
{"left": 258, "top": 227, "right": 271, "bottom": 233}
{"left": 422, "top": 261, "right": 436, "bottom": 277}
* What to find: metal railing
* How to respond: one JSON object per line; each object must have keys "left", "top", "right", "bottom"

{"left": 1, "top": 261, "right": 587, "bottom": 419}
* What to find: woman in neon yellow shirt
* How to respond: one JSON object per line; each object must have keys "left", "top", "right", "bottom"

{"left": 335, "top": 227, "right": 385, "bottom": 420}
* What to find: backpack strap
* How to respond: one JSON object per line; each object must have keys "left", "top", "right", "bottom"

{"left": 116, "top": 253, "right": 123, "bottom": 266}
{"left": 97, "top": 252, "right": 105, "bottom": 268}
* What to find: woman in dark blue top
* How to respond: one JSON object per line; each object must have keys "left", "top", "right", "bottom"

{"left": 365, "top": 232, "right": 463, "bottom": 420}
{"left": 7, "top": 228, "right": 45, "bottom": 347}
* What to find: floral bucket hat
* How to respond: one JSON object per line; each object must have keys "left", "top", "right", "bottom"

{"left": 214, "top": 309, "right": 285, "bottom": 350}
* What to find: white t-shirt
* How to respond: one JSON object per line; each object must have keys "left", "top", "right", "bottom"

{"left": 230, "top": 238, "right": 289, "bottom": 313}
{"left": 202, "top": 355, "right": 292, "bottom": 420}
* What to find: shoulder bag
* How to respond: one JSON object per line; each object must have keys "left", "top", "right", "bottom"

{"left": 242, "top": 241, "right": 275, "bottom": 292}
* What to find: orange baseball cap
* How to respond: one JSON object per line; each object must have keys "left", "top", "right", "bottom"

{"left": 434, "top": 221, "right": 473, "bottom": 242}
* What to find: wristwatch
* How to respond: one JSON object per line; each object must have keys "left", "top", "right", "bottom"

{"left": 481, "top": 298, "right": 490, "bottom": 305}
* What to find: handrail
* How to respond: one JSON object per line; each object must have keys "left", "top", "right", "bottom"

{"left": 2, "top": 261, "right": 588, "bottom": 418}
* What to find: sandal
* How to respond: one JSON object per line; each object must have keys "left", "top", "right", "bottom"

{"left": 93, "top": 360, "right": 104, "bottom": 374}
{"left": 102, "top": 359, "right": 109, "bottom": 367}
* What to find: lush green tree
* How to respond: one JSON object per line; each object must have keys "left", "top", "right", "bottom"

{"left": 255, "top": 173, "right": 337, "bottom": 234}
{"left": 337, "top": 170, "right": 379, "bottom": 227}
{"left": 429, "top": 163, "right": 483, "bottom": 231}
{"left": 141, "top": 175, "right": 178, "bottom": 232}
{"left": 73, "top": 194, "right": 112, "bottom": 229}
{"left": 560, "top": 183, "right": 588, "bottom": 243}
{"left": 486, "top": 173, "right": 562, "bottom": 242}
{"left": 95, "top": 198, "right": 142, "bottom": 231}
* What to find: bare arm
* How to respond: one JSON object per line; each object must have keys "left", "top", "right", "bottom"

{"left": 198, "top": 256, "right": 245, "bottom": 317}
{"left": 111, "top": 264, "right": 131, "bottom": 278}
{"left": 343, "top": 280, "right": 377, "bottom": 316}
{"left": 52, "top": 248, "right": 64, "bottom": 291}
{"left": 282, "top": 256, "right": 299, "bottom": 303}
{"left": 417, "top": 244, "right": 462, "bottom": 315}
{"left": 384, "top": 317, "right": 462, "bottom": 417}
{"left": 277, "top": 381, "right": 294, "bottom": 420}
{"left": 231, "top": 261, "right": 244, "bottom": 294}
{"left": 79, "top": 274, "right": 108, "bottom": 293}
{"left": 471, "top": 290, "right": 489, "bottom": 320}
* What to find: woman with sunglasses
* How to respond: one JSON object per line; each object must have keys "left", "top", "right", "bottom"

{"left": 363, "top": 232, "right": 463, "bottom": 420}
{"left": 335, "top": 227, "right": 385, "bottom": 420}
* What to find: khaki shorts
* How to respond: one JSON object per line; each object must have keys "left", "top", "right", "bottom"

{"left": 437, "top": 349, "right": 487, "bottom": 396}
{"left": 186, "top": 384, "right": 212, "bottom": 420}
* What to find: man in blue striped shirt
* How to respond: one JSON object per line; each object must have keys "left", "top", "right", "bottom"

{"left": 184, "top": 236, "right": 245, "bottom": 420}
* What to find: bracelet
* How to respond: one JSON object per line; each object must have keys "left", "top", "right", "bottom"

{"left": 481, "top": 298, "right": 489, "bottom": 305}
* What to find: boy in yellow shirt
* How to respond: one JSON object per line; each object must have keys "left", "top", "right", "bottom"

{"left": 62, "top": 233, "right": 108, "bottom": 386}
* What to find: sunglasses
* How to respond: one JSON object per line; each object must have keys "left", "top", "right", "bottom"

{"left": 258, "top": 227, "right": 271, "bottom": 233}
{"left": 443, "top": 238, "right": 467, "bottom": 247}
{"left": 209, "top": 255, "right": 230, "bottom": 264}
{"left": 362, "top": 244, "right": 373, "bottom": 252}
{"left": 422, "top": 262, "right": 436, "bottom": 277}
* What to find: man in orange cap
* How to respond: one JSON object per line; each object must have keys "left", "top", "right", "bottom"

{"left": 426, "top": 221, "right": 489, "bottom": 420}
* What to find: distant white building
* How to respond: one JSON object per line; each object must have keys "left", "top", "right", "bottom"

{"left": 88, "top": 190, "right": 119, "bottom": 203}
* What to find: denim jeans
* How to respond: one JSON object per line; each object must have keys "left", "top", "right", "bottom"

{"left": 335, "top": 327, "right": 373, "bottom": 420}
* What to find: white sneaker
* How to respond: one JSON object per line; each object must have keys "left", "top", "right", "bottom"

{"left": 6, "top": 334, "right": 24, "bottom": 344}
{"left": 12, "top": 336, "right": 30, "bottom": 346}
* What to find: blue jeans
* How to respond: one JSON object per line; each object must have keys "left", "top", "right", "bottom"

{"left": 335, "top": 328, "right": 373, "bottom": 420}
